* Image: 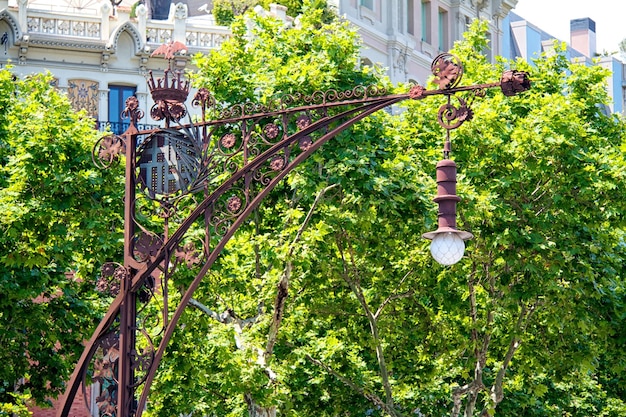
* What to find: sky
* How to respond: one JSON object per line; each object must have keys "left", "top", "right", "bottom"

{"left": 511, "top": 0, "right": 626, "bottom": 54}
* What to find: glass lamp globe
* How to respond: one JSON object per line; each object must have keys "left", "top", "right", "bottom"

{"left": 429, "top": 232, "right": 465, "bottom": 265}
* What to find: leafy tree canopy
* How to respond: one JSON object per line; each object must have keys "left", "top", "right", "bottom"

{"left": 0, "top": 70, "right": 124, "bottom": 407}
{"left": 191, "top": 1, "right": 383, "bottom": 106}
{"left": 3, "top": 7, "right": 621, "bottom": 417}
{"left": 212, "top": 0, "right": 335, "bottom": 26}
{"left": 146, "top": 16, "right": 626, "bottom": 417}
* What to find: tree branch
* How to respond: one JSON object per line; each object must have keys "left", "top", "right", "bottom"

{"left": 454, "top": 261, "right": 494, "bottom": 417}
{"left": 335, "top": 232, "right": 399, "bottom": 416}
{"left": 484, "top": 300, "right": 539, "bottom": 413}
{"left": 289, "top": 184, "right": 340, "bottom": 259}
{"left": 265, "top": 184, "right": 340, "bottom": 359}
{"left": 302, "top": 352, "right": 399, "bottom": 417}
{"left": 374, "top": 270, "right": 414, "bottom": 320}
{"left": 451, "top": 380, "right": 484, "bottom": 417}
{"left": 264, "top": 261, "right": 289, "bottom": 359}
{"left": 188, "top": 297, "right": 230, "bottom": 324}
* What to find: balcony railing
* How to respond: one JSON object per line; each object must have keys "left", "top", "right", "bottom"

{"left": 96, "top": 121, "right": 161, "bottom": 135}
{"left": 10, "top": 0, "right": 232, "bottom": 55}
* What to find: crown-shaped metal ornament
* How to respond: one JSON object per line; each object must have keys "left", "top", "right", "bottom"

{"left": 147, "top": 41, "right": 190, "bottom": 123}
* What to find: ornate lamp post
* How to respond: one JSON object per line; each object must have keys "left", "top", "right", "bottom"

{"left": 57, "top": 51, "right": 529, "bottom": 417}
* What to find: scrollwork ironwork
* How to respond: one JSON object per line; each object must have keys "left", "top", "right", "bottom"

{"left": 437, "top": 96, "right": 473, "bottom": 130}
{"left": 209, "top": 186, "right": 249, "bottom": 239}
{"left": 93, "top": 330, "right": 120, "bottom": 417}
{"left": 65, "top": 51, "right": 531, "bottom": 417}
{"left": 279, "top": 84, "right": 388, "bottom": 109}
{"left": 93, "top": 134, "right": 126, "bottom": 169}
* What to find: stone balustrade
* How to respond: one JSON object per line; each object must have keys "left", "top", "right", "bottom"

{"left": 3, "top": 0, "right": 231, "bottom": 53}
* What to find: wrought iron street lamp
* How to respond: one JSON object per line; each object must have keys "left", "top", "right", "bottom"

{"left": 57, "top": 50, "right": 529, "bottom": 417}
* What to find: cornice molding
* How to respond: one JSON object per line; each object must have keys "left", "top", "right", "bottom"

{"left": 26, "top": 35, "right": 107, "bottom": 51}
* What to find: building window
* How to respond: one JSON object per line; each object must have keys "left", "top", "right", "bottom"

{"left": 108, "top": 85, "right": 136, "bottom": 135}
{"left": 421, "top": 0, "right": 431, "bottom": 43}
{"left": 407, "top": 0, "right": 415, "bottom": 35}
{"left": 361, "top": 0, "right": 374, "bottom": 10}
{"left": 438, "top": 8, "right": 449, "bottom": 51}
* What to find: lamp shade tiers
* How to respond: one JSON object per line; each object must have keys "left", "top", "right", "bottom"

{"left": 422, "top": 158, "right": 473, "bottom": 265}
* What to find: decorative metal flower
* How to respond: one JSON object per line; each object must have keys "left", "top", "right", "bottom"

{"left": 95, "top": 262, "right": 124, "bottom": 296}
{"left": 264, "top": 123, "right": 280, "bottom": 139}
{"left": 97, "top": 135, "right": 125, "bottom": 164}
{"left": 269, "top": 155, "right": 285, "bottom": 171}
{"left": 299, "top": 136, "right": 312, "bottom": 151}
{"left": 226, "top": 195, "right": 242, "bottom": 213}
{"left": 175, "top": 242, "right": 201, "bottom": 267}
{"left": 133, "top": 232, "right": 163, "bottom": 262}
{"left": 500, "top": 70, "right": 531, "bottom": 96}
{"left": 220, "top": 133, "right": 237, "bottom": 148}
{"left": 408, "top": 84, "right": 425, "bottom": 99}
{"left": 431, "top": 53, "right": 463, "bottom": 90}
{"left": 296, "top": 115, "right": 311, "bottom": 130}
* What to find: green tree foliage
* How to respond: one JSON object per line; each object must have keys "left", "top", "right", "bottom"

{"left": 0, "top": 70, "right": 124, "bottom": 407}
{"left": 192, "top": 2, "right": 379, "bottom": 106}
{"left": 0, "top": 392, "right": 32, "bottom": 417}
{"left": 147, "top": 15, "right": 625, "bottom": 417}
{"left": 398, "top": 27, "right": 626, "bottom": 416}
{"left": 212, "top": 0, "right": 334, "bottom": 26}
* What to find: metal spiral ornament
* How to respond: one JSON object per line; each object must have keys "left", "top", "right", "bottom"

{"left": 437, "top": 96, "right": 473, "bottom": 130}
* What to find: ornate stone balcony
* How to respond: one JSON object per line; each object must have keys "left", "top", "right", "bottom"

{"left": 0, "top": 0, "right": 231, "bottom": 63}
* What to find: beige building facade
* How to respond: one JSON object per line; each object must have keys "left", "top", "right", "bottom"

{"left": 0, "top": 0, "right": 230, "bottom": 134}
{"left": 0, "top": 0, "right": 521, "bottom": 132}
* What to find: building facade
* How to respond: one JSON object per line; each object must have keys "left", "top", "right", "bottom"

{"left": 0, "top": 0, "right": 231, "bottom": 134}
{"left": 502, "top": 11, "right": 626, "bottom": 114}
{"left": 0, "top": 0, "right": 522, "bottom": 133}
{"left": 333, "top": 0, "right": 519, "bottom": 85}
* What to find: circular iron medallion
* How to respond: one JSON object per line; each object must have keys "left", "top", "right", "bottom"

{"left": 137, "top": 129, "right": 201, "bottom": 198}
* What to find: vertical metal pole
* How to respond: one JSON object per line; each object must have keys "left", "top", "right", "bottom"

{"left": 118, "top": 268, "right": 136, "bottom": 417}
{"left": 119, "top": 120, "right": 139, "bottom": 417}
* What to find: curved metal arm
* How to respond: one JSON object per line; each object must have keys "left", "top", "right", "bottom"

{"left": 57, "top": 53, "right": 530, "bottom": 417}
